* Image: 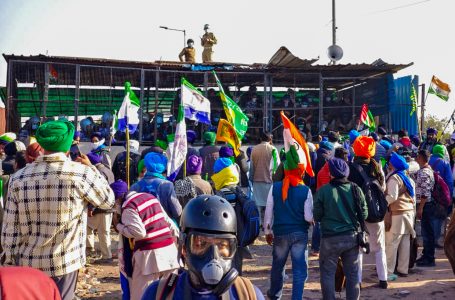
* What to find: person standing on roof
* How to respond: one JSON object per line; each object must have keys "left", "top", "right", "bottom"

{"left": 179, "top": 39, "right": 196, "bottom": 63}
{"left": 201, "top": 24, "right": 217, "bottom": 63}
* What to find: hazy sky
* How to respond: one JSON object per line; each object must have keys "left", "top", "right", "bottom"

{"left": 0, "top": 0, "right": 453, "bottom": 118}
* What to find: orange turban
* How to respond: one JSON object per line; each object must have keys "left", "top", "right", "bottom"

{"left": 353, "top": 136, "right": 376, "bottom": 159}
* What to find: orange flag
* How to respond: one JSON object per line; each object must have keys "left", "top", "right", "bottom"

{"left": 281, "top": 111, "right": 314, "bottom": 177}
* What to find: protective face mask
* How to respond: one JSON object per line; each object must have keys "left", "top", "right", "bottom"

{"left": 92, "top": 139, "right": 105, "bottom": 150}
{"left": 201, "top": 259, "right": 225, "bottom": 285}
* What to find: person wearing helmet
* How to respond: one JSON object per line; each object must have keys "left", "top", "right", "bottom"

{"left": 141, "top": 195, "right": 265, "bottom": 299}
{"left": 179, "top": 39, "right": 196, "bottom": 63}
{"left": 201, "top": 24, "right": 217, "bottom": 63}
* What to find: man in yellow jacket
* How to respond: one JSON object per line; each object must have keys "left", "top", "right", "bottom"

{"left": 178, "top": 39, "right": 196, "bottom": 63}
{"left": 201, "top": 24, "right": 217, "bottom": 63}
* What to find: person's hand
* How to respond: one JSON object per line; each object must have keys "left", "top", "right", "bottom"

{"left": 266, "top": 233, "right": 274, "bottom": 246}
{"left": 76, "top": 153, "right": 92, "bottom": 166}
{"left": 416, "top": 207, "right": 423, "bottom": 220}
{"left": 88, "top": 209, "right": 94, "bottom": 218}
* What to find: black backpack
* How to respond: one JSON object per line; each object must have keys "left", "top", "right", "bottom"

{"left": 216, "top": 187, "right": 260, "bottom": 247}
{"left": 352, "top": 163, "right": 388, "bottom": 223}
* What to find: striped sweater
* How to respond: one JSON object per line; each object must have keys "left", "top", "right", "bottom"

{"left": 122, "top": 192, "right": 174, "bottom": 251}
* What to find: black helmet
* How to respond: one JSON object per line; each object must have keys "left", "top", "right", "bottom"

{"left": 180, "top": 195, "right": 238, "bottom": 296}
{"left": 181, "top": 195, "right": 236, "bottom": 235}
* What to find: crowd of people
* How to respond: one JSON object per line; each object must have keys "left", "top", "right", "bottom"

{"left": 0, "top": 119, "right": 454, "bottom": 300}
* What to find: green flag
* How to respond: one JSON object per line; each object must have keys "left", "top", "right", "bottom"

{"left": 410, "top": 82, "right": 417, "bottom": 116}
{"left": 212, "top": 71, "right": 249, "bottom": 139}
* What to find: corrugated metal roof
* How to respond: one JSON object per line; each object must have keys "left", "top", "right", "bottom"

{"left": 267, "top": 46, "right": 319, "bottom": 68}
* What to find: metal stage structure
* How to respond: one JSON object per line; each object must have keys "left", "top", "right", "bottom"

{"left": 2, "top": 47, "right": 415, "bottom": 143}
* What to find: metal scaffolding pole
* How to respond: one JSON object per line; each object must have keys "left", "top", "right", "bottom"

{"left": 154, "top": 68, "right": 160, "bottom": 143}
{"left": 139, "top": 69, "right": 145, "bottom": 142}
{"left": 74, "top": 65, "right": 80, "bottom": 130}
{"left": 42, "top": 63, "right": 50, "bottom": 121}
{"left": 318, "top": 74, "right": 324, "bottom": 131}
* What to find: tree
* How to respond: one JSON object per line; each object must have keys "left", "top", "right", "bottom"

{"left": 424, "top": 114, "right": 453, "bottom": 141}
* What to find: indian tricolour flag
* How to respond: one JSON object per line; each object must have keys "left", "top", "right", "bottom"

{"left": 167, "top": 103, "right": 187, "bottom": 181}
{"left": 429, "top": 75, "right": 451, "bottom": 101}
{"left": 359, "top": 103, "right": 376, "bottom": 132}
{"left": 181, "top": 78, "right": 211, "bottom": 124}
{"left": 281, "top": 111, "right": 314, "bottom": 177}
{"left": 117, "top": 82, "right": 140, "bottom": 134}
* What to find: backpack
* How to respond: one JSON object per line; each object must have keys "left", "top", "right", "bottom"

{"left": 114, "top": 152, "right": 139, "bottom": 183}
{"left": 428, "top": 162, "right": 451, "bottom": 218}
{"left": 217, "top": 187, "right": 260, "bottom": 247}
{"left": 352, "top": 163, "right": 388, "bottom": 223}
{"left": 174, "top": 177, "right": 197, "bottom": 207}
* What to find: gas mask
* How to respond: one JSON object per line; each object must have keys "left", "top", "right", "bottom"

{"left": 185, "top": 232, "right": 238, "bottom": 294}
{"left": 91, "top": 138, "right": 105, "bottom": 150}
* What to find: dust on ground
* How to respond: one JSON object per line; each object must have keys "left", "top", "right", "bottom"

{"left": 77, "top": 232, "right": 455, "bottom": 300}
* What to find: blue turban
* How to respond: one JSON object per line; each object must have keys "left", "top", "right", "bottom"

{"left": 390, "top": 152, "right": 414, "bottom": 197}
{"left": 219, "top": 146, "right": 234, "bottom": 158}
{"left": 144, "top": 152, "right": 167, "bottom": 174}
{"left": 187, "top": 130, "right": 197, "bottom": 143}
{"left": 328, "top": 158, "right": 350, "bottom": 179}
{"left": 370, "top": 132, "right": 379, "bottom": 142}
{"left": 427, "top": 127, "right": 438, "bottom": 135}
{"left": 349, "top": 130, "right": 360, "bottom": 144}
{"left": 110, "top": 180, "right": 128, "bottom": 199}
{"left": 379, "top": 139, "right": 392, "bottom": 150}
{"left": 319, "top": 140, "right": 334, "bottom": 151}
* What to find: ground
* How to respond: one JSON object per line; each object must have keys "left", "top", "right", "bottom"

{"left": 77, "top": 233, "right": 455, "bottom": 300}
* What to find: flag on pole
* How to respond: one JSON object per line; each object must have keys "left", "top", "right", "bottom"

{"left": 359, "top": 104, "right": 376, "bottom": 132}
{"left": 410, "top": 82, "right": 418, "bottom": 116}
{"left": 181, "top": 78, "right": 211, "bottom": 124}
{"left": 428, "top": 75, "right": 451, "bottom": 101}
{"left": 167, "top": 103, "right": 187, "bottom": 181}
{"left": 281, "top": 111, "right": 313, "bottom": 177}
{"left": 213, "top": 71, "right": 249, "bottom": 139}
{"left": 117, "top": 82, "right": 141, "bottom": 134}
{"left": 216, "top": 119, "right": 241, "bottom": 156}
{"left": 281, "top": 111, "right": 314, "bottom": 201}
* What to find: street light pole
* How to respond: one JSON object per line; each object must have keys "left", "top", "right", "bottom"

{"left": 159, "top": 26, "right": 186, "bottom": 47}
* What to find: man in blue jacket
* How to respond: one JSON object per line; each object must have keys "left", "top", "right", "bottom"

{"left": 141, "top": 195, "right": 265, "bottom": 300}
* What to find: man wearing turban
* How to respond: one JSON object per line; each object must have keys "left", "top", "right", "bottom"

{"left": 174, "top": 155, "right": 213, "bottom": 207}
{"left": 199, "top": 131, "right": 220, "bottom": 181}
{"left": 349, "top": 135, "right": 389, "bottom": 288}
{"left": 314, "top": 157, "right": 368, "bottom": 300}
{"left": 1, "top": 120, "right": 115, "bottom": 300}
{"left": 384, "top": 152, "right": 416, "bottom": 277}
{"left": 130, "top": 152, "right": 182, "bottom": 220}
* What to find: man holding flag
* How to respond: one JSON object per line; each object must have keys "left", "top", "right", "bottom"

{"left": 265, "top": 111, "right": 314, "bottom": 300}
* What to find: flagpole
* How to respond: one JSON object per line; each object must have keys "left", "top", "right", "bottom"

{"left": 126, "top": 127, "right": 130, "bottom": 188}
{"left": 439, "top": 108, "right": 455, "bottom": 142}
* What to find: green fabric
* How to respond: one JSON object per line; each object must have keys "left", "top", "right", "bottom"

{"left": 284, "top": 145, "right": 299, "bottom": 170}
{"left": 314, "top": 183, "right": 368, "bottom": 237}
{"left": 35, "top": 120, "right": 75, "bottom": 152}
{"left": 432, "top": 144, "right": 445, "bottom": 159}
{"left": 138, "top": 159, "right": 145, "bottom": 175}
{"left": 155, "top": 139, "right": 168, "bottom": 151}
{"left": 203, "top": 131, "right": 216, "bottom": 145}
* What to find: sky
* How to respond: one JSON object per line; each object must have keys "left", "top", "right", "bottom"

{"left": 0, "top": 0, "right": 453, "bottom": 119}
